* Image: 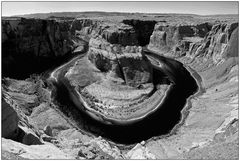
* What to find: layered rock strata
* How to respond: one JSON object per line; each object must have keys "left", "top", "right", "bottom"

{"left": 2, "top": 13, "right": 239, "bottom": 160}
{"left": 148, "top": 22, "right": 212, "bottom": 56}
{"left": 143, "top": 21, "right": 239, "bottom": 159}
{"left": 64, "top": 34, "right": 170, "bottom": 124}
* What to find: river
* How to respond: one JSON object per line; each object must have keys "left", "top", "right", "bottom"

{"left": 49, "top": 48, "right": 199, "bottom": 145}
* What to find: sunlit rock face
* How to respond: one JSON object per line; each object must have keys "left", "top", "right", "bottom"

{"left": 71, "top": 18, "right": 138, "bottom": 46}
{"left": 223, "top": 26, "right": 238, "bottom": 58}
{"left": 88, "top": 37, "right": 152, "bottom": 87}
{"left": 148, "top": 21, "right": 238, "bottom": 64}
{"left": 148, "top": 22, "right": 212, "bottom": 56}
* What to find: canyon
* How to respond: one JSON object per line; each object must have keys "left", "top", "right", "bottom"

{"left": 2, "top": 12, "right": 238, "bottom": 159}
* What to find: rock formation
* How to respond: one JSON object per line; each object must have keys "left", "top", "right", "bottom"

{"left": 2, "top": 99, "right": 19, "bottom": 139}
{"left": 148, "top": 22, "right": 212, "bottom": 56}
{"left": 185, "top": 23, "right": 239, "bottom": 64}
{"left": 1, "top": 12, "right": 238, "bottom": 159}
{"left": 64, "top": 30, "right": 169, "bottom": 123}
{"left": 2, "top": 18, "right": 72, "bottom": 58}
{"left": 88, "top": 37, "right": 152, "bottom": 87}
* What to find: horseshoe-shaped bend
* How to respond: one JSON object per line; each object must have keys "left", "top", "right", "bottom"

{"left": 50, "top": 41, "right": 198, "bottom": 126}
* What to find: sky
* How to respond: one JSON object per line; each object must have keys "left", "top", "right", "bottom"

{"left": 2, "top": 1, "right": 239, "bottom": 16}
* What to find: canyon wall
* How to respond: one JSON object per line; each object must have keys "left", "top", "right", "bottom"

{"left": 148, "top": 22, "right": 212, "bottom": 55}
{"left": 2, "top": 14, "right": 239, "bottom": 159}
{"left": 2, "top": 18, "right": 73, "bottom": 58}
{"left": 148, "top": 21, "right": 238, "bottom": 64}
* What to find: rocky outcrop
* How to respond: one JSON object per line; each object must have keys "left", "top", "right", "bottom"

{"left": 2, "top": 96, "right": 42, "bottom": 145}
{"left": 148, "top": 21, "right": 238, "bottom": 64}
{"left": 2, "top": 99, "right": 19, "bottom": 139}
{"left": 2, "top": 138, "right": 73, "bottom": 159}
{"left": 88, "top": 37, "right": 152, "bottom": 87}
{"left": 187, "top": 23, "right": 238, "bottom": 63}
{"left": 2, "top": 78, "right": 45, "bottom": 145}
{"left": 2, "top": 18, "right": 73, "bottom": 58}
{"left": 71, "top": 18, "right": 139, "bottom": 46}
{"left": 2, "top": 18, "right": 87, "bottom": 78}
{"left": 222, "top": 26, "right": 239, "bottom": 58}
{"left": 148, "top": 22, "right": 212, "bottom": 55}
{"left": 56, "top": 18, "right": 173, "bottom": 124}
{"left": 126, "top": 141, "right": 156, "bottom": 159}
{"left": 143, "top": 20, "right": 239, "bottom": 160}
{"left": 122, "top": 19, "right": 157, "bottom": 46}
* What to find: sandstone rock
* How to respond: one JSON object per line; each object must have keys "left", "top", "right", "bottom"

{"left": 41, "top": 134, "right": 56, "bottom": 142}
{"left": 2, "top": 99, "right": 19, "bottom": 139}
{"left": 223, "top": 27, "right": 239, "bottom": 58}
{"left": 77, "top": 144, "right": 114, "bottom": 159}
{"left": 2, "top": 138, "right": 73, "bottom": 159}
{"left": 88, "top": 37, "right": 152, "bottom": 87}
{"left": 2, "top": 14, "right": 238, "bottom": 160}
{"left": 72, "top": 45, "right": 85, "bottom": 54}
{"left": 30, "top": 103, "right": 71, "bottom": 136}
{"left": 71, "top": 18, "right": 139, "bottom": 46}
{"left": 191, "top": 23, "right": 238, "bottom": 64}
{"left": 127, "top": 143, "right": 156, "bottom": 159}
{"left": 101, "top": 23, "right": 138, "bottom": 46}
{"left": 148, "top": 22, "right": 211, "bottom": 54}
{"left": 43, "top": 125, "right": 53, "bottom": 136}
{"left": 89, "top": 137, "right": 124, "bottom": 159}
{"left": 19, "top": 125, "right": 43, "bottom": 145}
{"left": 122, "top": 19, "right": 157, "bottom": 46}
{"left": 2, "top": 18, "right": 72, "bottom": 58}
{"left": 1, "top": 18, "right": 89, "bottom": 78}
{"left": 57, "top": 128, "right": 92, "bottom": 143}
{"left": 70, "top": 19, "right": 99, "bottom": 36}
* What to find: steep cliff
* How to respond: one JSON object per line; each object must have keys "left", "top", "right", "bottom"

{"left": 122, "top": 19, "right": 157, "bottom": 46}
{"left": 71, "top": 18, "right": 138, "bottom": 45}
{"left": 148, "top": 21, "right": 238, "bottom": 64}
{"left": 2, "top": 18, "right": 72, "bottom": 58}
{"left": 2, "top": 18, "right": 86, "bottom": 78}
{"left": 88, "top": 37, "right": 152, "bottom": 87}
{"left": 148, "top": 22, "right": 212, "bottom": 56}
{"left": 183, "top": 23, "right": 238, "bottom": 63}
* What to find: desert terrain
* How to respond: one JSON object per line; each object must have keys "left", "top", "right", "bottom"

{"left": 2, "top": 12, "right": 238, "bottom": 159}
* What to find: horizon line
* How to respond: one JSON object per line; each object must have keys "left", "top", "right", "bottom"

{"left": 3, "top": 11, "right": 239, "bottom": 17}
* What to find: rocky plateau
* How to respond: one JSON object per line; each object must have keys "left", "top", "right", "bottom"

{"left": 1, "top": 12, "right": 239, "bottom": 159}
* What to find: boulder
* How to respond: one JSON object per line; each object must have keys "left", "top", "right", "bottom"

{"left": 88, "top": 137, "right": 124, "bottom": 159}
{"left": 43, "top": 125, "right": 53, "bottom": 136}
{"left": 19, "top": 125, "right": 43, "bottom": 145}
{"left": 126, "top": 143, "right": 156, "bottom": 159}
{"left": 2, "top": 99, "right": 19, "bottom": 139}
